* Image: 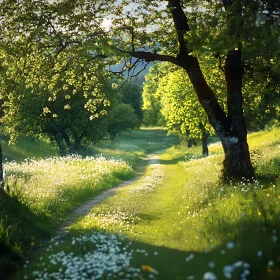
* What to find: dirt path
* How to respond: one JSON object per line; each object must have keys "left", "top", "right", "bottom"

{"left": 56, "top": 152, "right": 161, "bottom": 236}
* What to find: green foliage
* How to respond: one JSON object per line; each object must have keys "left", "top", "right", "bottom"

{"left": 142, "top": 58, "right": 225, "bottom": 153}
{"left": 0, "top": 128, "right": 177, "bottom": 277}
{"left": 242, "top": 55, "right": 280, "bottom": 130}
{"left": 0, "top": 0, "right": 122, "bottom": 150}
{"left": 14, "top": 84, "right": 112, "bottom": 154}
{"left": 142, "top": 64, "right": 166, "bottom": 127}
{"left": 1, "top": 0, "right": 280, "bottom": 180}
{"left": 144, "top": 55, "right": 280, "bottom": 138}
{"left": 158, "top": 63, "right": 217, "bottom": 139}
{"left": 107, "top": 103, "right": 140, "bottom": 140}
{"left": 119, "top": 81, "right": 143, "bottom": 122}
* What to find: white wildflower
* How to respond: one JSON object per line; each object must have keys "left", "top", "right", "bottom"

{"left": 203, "top": 272, "right": 217, "bottom": 280}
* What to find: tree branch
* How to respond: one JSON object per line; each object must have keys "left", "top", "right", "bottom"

{"left": 111, "top": 46, "right": 180, "bottom": 65}
{"left": 130, "top": 61, "right": 150, "bottom": 78}
{"left": 130, "top": 50, "right": 179, "bottom": 65}
{"left": 167, "top": 0, "right": 191, "bottom": 57}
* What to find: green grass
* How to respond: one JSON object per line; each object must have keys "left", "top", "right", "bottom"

{"left": 19, "top": 128, "right": 280, "bottom": 280}
{"left": 2, "top": 128, "right": 280, "bottom": 279}
{"left": 88, "top": 128, "right": 179, "bottom": 168}
{"left": 0, "top": 128, "right": 177, "bottom": 279}
{"left": 2, "top": 136, "right": 59, "bottom": 163}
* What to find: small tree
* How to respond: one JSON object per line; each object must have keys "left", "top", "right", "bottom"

{"left": 120, "top": 82, "right": 143, "bottom": 122}
{"left": 142, "top": 65, "right": 167, "bottom": 127}
{"left": 107, "top": 103, "right": 140, "bottom": 141}
{"left": 9, "top": 85, "right": 111, "bottom": 154}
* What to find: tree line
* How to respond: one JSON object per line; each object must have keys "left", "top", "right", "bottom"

{"left": 0, "top": 0, "right": 279, "bottom": 181}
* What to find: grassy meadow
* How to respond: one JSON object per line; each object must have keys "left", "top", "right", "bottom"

{"left": 1, "top": 128, "right": 280, "bottom": 279}
{"left": 0, "top": 129, "right": 177, "bottom": 279}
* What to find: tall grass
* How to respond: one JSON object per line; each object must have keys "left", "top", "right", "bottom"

{"left": 4, "top": 155, "right": 133, "bottom": 222}
{"left": 2, "top": 128, "right": 280, "bottom": 279}
{"left": 2, "top": 136, "right": 59, "bottom": 163}
{"left": 1, "top": 155, "right": 133, "bottom": 278}
{"left": 0, "top": 128, "right": 177, "bottom": 279}
{"left": 24, "top": 128, "right": 279, "bottom": 280}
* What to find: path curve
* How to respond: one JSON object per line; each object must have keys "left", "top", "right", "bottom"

{"left": 56, "top": 152, "right": 162, "bottom": 236}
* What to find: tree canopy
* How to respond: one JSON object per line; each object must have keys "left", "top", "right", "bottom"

{"left": 0, "top": 0, "right": 279, "bottom": 180}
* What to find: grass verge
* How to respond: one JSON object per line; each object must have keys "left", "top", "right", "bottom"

{"left": 1, "top": 128, "right": 177, "bottom": 279}
{"left": 18, "top": 128, "right": 280, "bottom": 280}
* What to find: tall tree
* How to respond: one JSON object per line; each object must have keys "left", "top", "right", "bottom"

{"left": 156, "top": 64, "right": 219, "bottom": 156}
{"left": 97, "top": 0, "right": 279, "bottom": 180}
{"left": 142, "top": 64, "right": 166, "bottom": 127}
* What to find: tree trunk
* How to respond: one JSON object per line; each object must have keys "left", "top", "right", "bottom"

{"left": 200, "top": 123, "right": 209, "bottom": 157}
{"left": 221, "top": 48, "right": 255, "bottom": 180}
{"left": 69, "top": 135, "right": 82, "bottom": 154}
{"left": 61, "top": 131, "right": 77, "bottom": 154}
{"left": 0, "top": 143, "right": 4, "bottom": 188}
{"left": 109, "top": 133, "right": 116, "bottom": 142}
{"left": 177, "top": 17, "right": 254, "bottom": 180}
{"left": 61, "top": 131, "right": 71, "bottom": 149}
{"left": 221, "top": 135, "right": 254, "bottom": 180}
{"left": 202, "top": 137, "right": 208, "bottom": 157}
{"left": 53, "top": 133, "right": 67, "bottom": 156}
{"left": 69, "top": 144, "right": 77, "bottom": 154}
{"left": 182, "top": 55, "right": 255, "bottom": 180}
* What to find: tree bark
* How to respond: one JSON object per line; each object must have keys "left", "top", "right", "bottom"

{"left": 221, "top": 0, "right": 255, "bottom": 180}
{"left": 61, "top": 130, "right": 77, "bottom": 154}
{"left": 199, "top": 123, "right": 209, "bottom": 157}
{"left": 0, "top": 143, "right": 4, "bottom": 188}
{"left": 221, "top": 48, "right": 255, "bottom": 180}
{"left": 202, "top": 137, "right": 208, "bottom": 157}
{"left": 169, "top": 0, "right": 254, "bottom": 180}
{"left": 181, "top": 52, "right": 254, "bottom": 180}
{"left": 53, "top": 133, "right": 67, "bottom": 155}
{"left": 70, "top": 135, "right": 82, "bottom": 154}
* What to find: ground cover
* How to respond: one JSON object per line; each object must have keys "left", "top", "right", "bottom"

{"left": 2, "top": 136, "right": 59, "bottom": 163}
{"left": 2, "top": 128, "right": 280, "bottom": 279}
{"left": 1, "top": 155, "right": 133, "bottom": 278}
{"left": 19, "top": 128, "right": 280, "bottom": 280}
{"left": 1, "top": 129, "right": 177, "bottom": 279}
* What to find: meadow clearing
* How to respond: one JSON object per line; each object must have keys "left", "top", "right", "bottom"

{"left": 1, "top": 128, "right": 280, "bottom": 280}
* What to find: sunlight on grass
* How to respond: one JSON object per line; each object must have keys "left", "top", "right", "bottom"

{"left": 1, "top": 128, "right": 178, "bottom": 279}
{"left": 2, "top": 128, "right": 280, "bottom": 280}
{"left": 4, "top": 155, "right": 133, "bottom": 224}
{"left": 2, "top": 137, "right": 58, "bottom": 163}
{"left": 70, "top": 156, "right": 164, "bottom": 234}
{"left": 39, "top": 128, "right": 280, "bottom": 280}
{"left": 91, "top": 128, "right": 179, "bottom": 167}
